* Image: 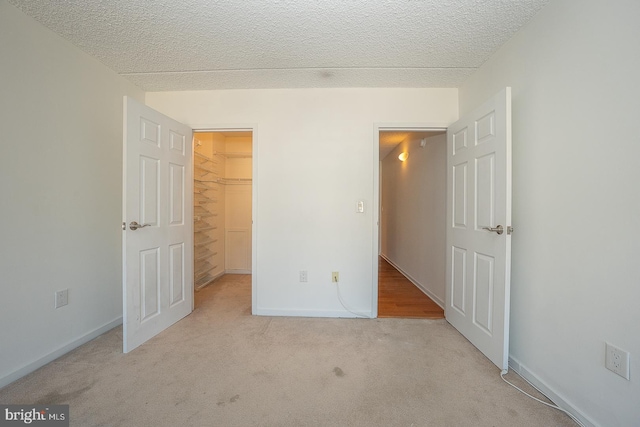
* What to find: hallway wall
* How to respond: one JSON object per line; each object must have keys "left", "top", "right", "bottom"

{"left": 380, "top": 133, "right": 446, "bottom": 306}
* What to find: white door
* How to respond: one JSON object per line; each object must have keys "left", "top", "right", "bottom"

{"left": 122, "top": 97, "right": 194, "bottom": 353}
{"left": 445, "top": 88, "right": 512, "bottom": 371}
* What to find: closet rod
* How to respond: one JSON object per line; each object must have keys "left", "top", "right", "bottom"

{"left": 213, "top": 151, "right": 252, "bottom": 158}
{"left": 194, "top": 178, "right": 252, "bottom": 184}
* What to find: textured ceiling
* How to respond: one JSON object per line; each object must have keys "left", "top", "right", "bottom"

{"left": 7, "top": 0, "right": 549, "bottom": 91}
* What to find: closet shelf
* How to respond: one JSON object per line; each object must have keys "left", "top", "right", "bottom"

{"left": 195, "top": 276, "right": 215, "bottom": 289}
{"left": 194, "top": 141, "right": 226, "bottom": 290}
{"left": 194, "top": 213, "right": 215, "bottom": 221}
{"left": 194, "top": 163, "right": 219, "bottom": 174}
{"left": 195, "top": 238, "right": 218, "bottom": 248}
{"left": 195, "top": 251, "right": 216, "bottom": 262}
{"left": 214, "top": 151, "right": 252, "bottom": 158}
{"left": 196, "top": 199, "right": 217, "bottom": 205}
{"left": 194, "top": 181, "right": 218, "bottom": 190}
{"left": 194, "top": 179, "right": 222, "bottom": 184}
{"left": 194, "top": 152, "right": 218, "bottom": 163}
{"left": 194, "top": 177, "right": 251, "bottom": 185}
{"left": 195, "top": 264, "right": 217, "bottom": 279}
{"left": 194, "top": 186, "right": 218, "bottom": 193}
{"left": 223, "top": 178, "right": 252, "bottom": 185}
{"left": 194, "top": 192, "right": 217, "bottom": 201}
{"left": 193, "top": 188, "right": 218, "bottom": 198}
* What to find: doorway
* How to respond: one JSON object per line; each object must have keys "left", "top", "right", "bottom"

{"left": 193, "top": 131, "right": 253, "bottom": 295}
{"left": 377, "top": 129, "right": 447, "bottom": 318}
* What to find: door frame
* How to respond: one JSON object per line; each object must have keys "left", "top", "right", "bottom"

{"left": 191, "top": 124, "right": 258, "bottom": 313}
{"left": 372, "top": 123, "right": 450, "bottom": 318}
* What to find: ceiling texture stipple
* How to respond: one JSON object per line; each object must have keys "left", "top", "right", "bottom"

{"left": 7, "top": 0, "right": 549, "bottom": 91}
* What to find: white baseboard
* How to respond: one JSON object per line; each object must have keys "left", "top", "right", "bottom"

{"left": 0, "top": 317, "right": 122, "bottom": 389}
{"left": 508, "top": 355, "right": 597, "bottom": 427}
{"left": 379, "top": 254, "right": 445, "bottom": 309}
{"left": 254, "top": 308, "right": 372, "bottom": 318}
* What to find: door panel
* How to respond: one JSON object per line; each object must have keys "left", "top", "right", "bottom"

{"left": 475, "top": 154, "right": 495, "bottom": 228}
{"left": 140, "top": 156, "right": 160, "bottom": 225}
{"left": 446, "top": 88, "right": 512, "bottom": 371}
{"left": 123, "top": 97, "right": 193, "bottom": 353}
{"left": 451, "top": 247, "right": 467, "bottom": 314}
{"left": 453, "top": 163, "right": 468, "bottom": 228}
{"left": 169, "top": 243, "right": 185, "bottom": 306}
{"left": 474, "top": 252, "right": 494, "bottom": 333}
{"left": 169, "top": 163, "right": 185, "bottom": 225}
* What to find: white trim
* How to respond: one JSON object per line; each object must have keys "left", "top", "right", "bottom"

{"left": 372, "top": 126, "right": 380, "bottom": 318}
{"left": 255, "top": 308, "right": 371, "bottom": 318}
{"left": 374, "top": 123, "right": 450, "bottom": 132}
{"left": 379, "top": 253, "right": 445, "bottom": 309}
{"left": 0, "top": 317, "right": 122, "bottom": 389}
{"left": 508, "top": 355, "right": 598, "bottom": 427}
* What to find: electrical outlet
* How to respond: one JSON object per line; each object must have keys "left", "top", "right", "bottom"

{"left": 332, "top": 272, "right": 339, "bottom": 283}
{"left": 55, "top": 289, "right": 69, "bottom": 309}
{"left": 605, "top": 342, "right": 630, "bottom": 380}
{"left": 299, "top": 270, "right": 308, "bottom": 282}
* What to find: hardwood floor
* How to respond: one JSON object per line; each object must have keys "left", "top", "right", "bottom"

{"left": 378, "top": 257, "right": 444, "bottom": 319}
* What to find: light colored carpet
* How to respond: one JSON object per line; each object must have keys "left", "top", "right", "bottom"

{"left": 0, "top": 275, "right": 576, "bottom": 426}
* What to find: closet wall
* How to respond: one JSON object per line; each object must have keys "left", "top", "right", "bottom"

{"left": 193, "top": 132, "right": 252, "bottom": 289}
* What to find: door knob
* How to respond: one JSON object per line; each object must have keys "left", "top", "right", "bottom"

{"left": 129, "top": 221, "right": 151, "bottom": 231}
{"left": 482, "top": 225, "right": 504, "bottom": 235}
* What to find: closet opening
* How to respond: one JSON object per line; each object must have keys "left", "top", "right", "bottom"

{"left": 193, "top": 131, "right": 253, "bottom": 297}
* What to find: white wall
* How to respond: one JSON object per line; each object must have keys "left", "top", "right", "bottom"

{"left": 147, "top": 88, "right": 457, "bottom": 316}
{"left": 0, "top": 1, "right": 144, "bottom": 387}
{"left": 459, "top": 0, "right": 640, "bottom": 425}
{"left": 380, "top": 134, "right": 446, "bottom": 306}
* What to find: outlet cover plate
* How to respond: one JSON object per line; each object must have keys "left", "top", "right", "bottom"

{"left": 605, "top": 342, "right": 630, "bottom": 380}
{"left": 55, "top": 289, "right": 69, "bottom": 308}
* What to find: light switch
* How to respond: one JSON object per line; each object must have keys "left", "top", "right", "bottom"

{"left": 357, "top": 201, "right": 364, "bottom": 213}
